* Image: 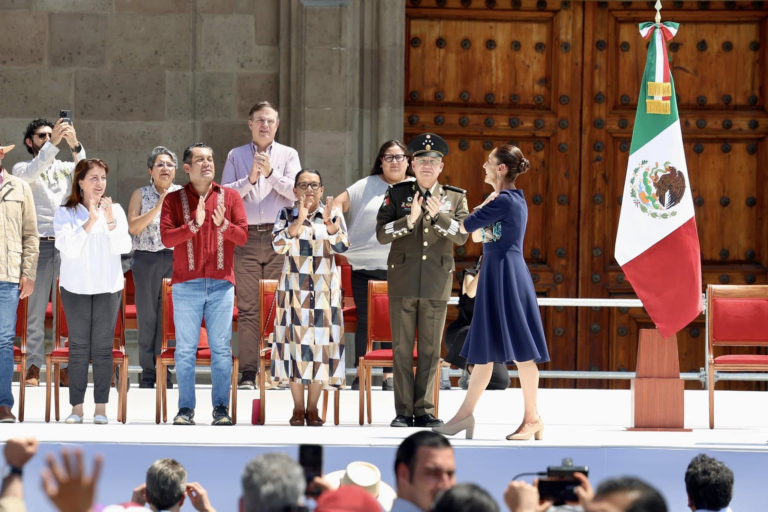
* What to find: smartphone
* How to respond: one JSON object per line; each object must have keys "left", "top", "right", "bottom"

{"left": 60, "top": 110, "right": 72, "bottom": 125}
{"left": 299, "top": 444, "right": 323, "bottom": 497}
{"left": 537, "top": 477, "right": 580, "bottom": 505}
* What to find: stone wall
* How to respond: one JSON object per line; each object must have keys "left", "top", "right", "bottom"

{"left": 0, "top": 0, "right": 404, "bottom": 205}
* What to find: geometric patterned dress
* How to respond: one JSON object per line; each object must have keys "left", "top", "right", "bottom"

{"left": 270, "top": 202, "right": 349, "bottom": 388}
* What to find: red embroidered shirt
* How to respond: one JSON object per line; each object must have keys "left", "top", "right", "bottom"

{"left": 160, "top": 182, "right": 248, "bottom": 285}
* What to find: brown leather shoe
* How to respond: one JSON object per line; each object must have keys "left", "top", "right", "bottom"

{"left": 289, "top": 408, "right": 306, "bottom": 426}
{"left": 59, "top": 367, "right": 69, "bottom": 387}
{"left": 306, "top": 408, "right": 324, "bottom": 427}
{"left": 0, "top": 406, "right": 16, "bottom": 423}
{"left": 24, "top": 365, "right": 39, "bottom": 387}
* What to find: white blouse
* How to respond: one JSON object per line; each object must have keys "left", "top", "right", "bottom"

{"left": 54, "top": 203, "right": 133, "bottom": 295}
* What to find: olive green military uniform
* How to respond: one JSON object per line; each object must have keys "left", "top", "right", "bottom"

{"left": 375, "top": 180, "right": 469, "bottom": 418}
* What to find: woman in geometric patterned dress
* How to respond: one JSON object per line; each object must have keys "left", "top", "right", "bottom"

{"left": 271, "top": 169, "right": 349, "bottom": 426}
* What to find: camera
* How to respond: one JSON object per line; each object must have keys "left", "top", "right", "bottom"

{"left": 536, "top": 458, "right": 589, "bottom": 505}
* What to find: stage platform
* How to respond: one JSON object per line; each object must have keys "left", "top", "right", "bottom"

{"left": 4, "top": 385, "right": 767, "bottom": 512}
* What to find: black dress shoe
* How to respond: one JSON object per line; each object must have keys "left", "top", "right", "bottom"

{"left": 390, "top": 415, "right": 414, "bottom": 427}
{"left": 382, "top": 377, "right": 394, "bottom": 391}
{"left": 351, "top": 377, "right": 360, "bottom": 390}
{"left": 139, "top": 380, "right": 155, "bottom": 389}
{"left": 415, "top": 413, "right": 444, "bottom": 428}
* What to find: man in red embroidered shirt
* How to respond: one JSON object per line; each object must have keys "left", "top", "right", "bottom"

{"left": 160, "top": 143, "right": 248, "bottom": 426}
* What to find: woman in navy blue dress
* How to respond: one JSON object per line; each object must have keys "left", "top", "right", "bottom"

{"left": 433, "top": 145, "right": 549, "bottom": 441}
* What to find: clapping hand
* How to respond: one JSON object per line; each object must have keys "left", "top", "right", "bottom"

{"left": 323, "top": 196, "right": 341, "bottom": 235}
{"left": 195, "top": 198, "right": 206, "bottom": 228}
{"left": 249, "top": 151, "right": 261, "bottom": 184}
{"left": 88, "top": 194, "right": 100, "bottom": 222}
{"left": 255, "top": 151, "right": 272, "bottom": 178}
{"left": 41, "top": 448, "right": 103, "bottom": 512}
{"left": 99, "top": 196, "right": 115, "bottom": 224}
{"left": 425, "top": 195, "right": 442, "bottom": 218}
{"left": 477, "top": 192, "right": 498, "bottom": 210}
{"left": 408, "top": 191, "right": 423, "bottom": 224}
{"left": 297, "top": 194, "right": 311, "bottom": 223}
{"left": 212, "top": 204, "right": 226, "bottom": 227}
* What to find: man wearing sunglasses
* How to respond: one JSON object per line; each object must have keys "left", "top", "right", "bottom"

{"left": 376, "top": 133, "right": 469, "bottom": 428}
{"left": 12, "top": 117, "right": 85, "bottom": 390}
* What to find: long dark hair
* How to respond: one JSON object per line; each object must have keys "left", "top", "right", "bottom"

{"left": 63, "top": 158, "right": 109, "bottom": 209}
{"left": 370, "top": 140, "right": 414, "bottom": 177}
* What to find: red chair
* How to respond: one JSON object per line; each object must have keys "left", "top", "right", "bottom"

{"left": 156, "top": 279, "right": 239, "bottom": 424}
{"left": 258, "top": 279, "right": 340, "bottom": 425}
{"left": 13, "top": 297, "right": 28, "bottom": 422}
{"left": 335, "top": 255, "right": 357, "bottom": 334}
{"left": 125, "top": 269, "right": 137, "bottom": 330}
{"left": 358, "top": 281, "right": 439, "bottom": 425}
{"left": 707, "top": 284, "right": 768, "bottom": 429}
{"left": 45, "top": 278, "right": 129, "bottom": 423}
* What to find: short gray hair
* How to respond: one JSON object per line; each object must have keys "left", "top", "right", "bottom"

{"left": 241, "top": 452, "right": 305, "bottom": 512}
{"left": 147, "top": 146, "right": 178, "bottom": 170}
{"left": 146, "top": 459, "right": 187, "bottom": 511}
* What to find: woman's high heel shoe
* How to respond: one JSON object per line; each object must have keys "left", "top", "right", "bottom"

{"left": 506, "top": 417, "right": 544, "bottom": 441}
{"left": 432, "top": 415, "right": 475, "bottom": 439}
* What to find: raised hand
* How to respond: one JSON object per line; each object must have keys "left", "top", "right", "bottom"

{"left": 408, "top": 191, "right": 422, "bottom": 224}
{"left": 99, "top": 196, "right": 115, "bottom": 224}
{"left": 195, "top": 197, "right": 206, "bottom": 227}
{"left": 248, "top": 151, "right": 261, "bottom": 184}
{"left": 322, "top": 196, "right": 334, "bottom": 224}
{"left": 256, "top": 151, "right": 272, "bottom": 178}
{"left": 130, "top": 483, "right": 147, "bottom": 506}
{"left": 62, "top": 124, "right": 79, "bottom": 149}
{"left": 88, "top": 194, "right": 100, "bottom": 222}
{"left": 212, "top": 204, "right": 226, "bottom": 227}
{"left": 297, "top": 194, "right": 310, "bottom": 223}
{"left": 41, "top": 449, "right": 103, "bottom": 512}
{"left": 187, "top": 482, "right": 216, "bottom": 512}
{"left": 4, "top": 437, "right": 38, "bottom": 468}
{"left": 51, "top": 118, "right": 66, "bottom": 147}
{"left": 425, "top": 195, "right": 442, "bottom": 218}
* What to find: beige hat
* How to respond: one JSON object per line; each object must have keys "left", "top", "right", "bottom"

{"left": 324, "top": 462, "right": 397, "bottom": 511}
{"left": 0, "top": 142, "right": 15, "bottom": 155}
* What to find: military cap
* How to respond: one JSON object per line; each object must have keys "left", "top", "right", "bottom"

{"left": 407, "top": 133, "right": 449, "bottom": 158}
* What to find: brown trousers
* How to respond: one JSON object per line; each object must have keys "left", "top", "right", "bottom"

{"left": 235, "top": 227, "right": 285, "bottom": 373}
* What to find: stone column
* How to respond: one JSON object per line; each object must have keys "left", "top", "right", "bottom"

{"left": 279, "top": 0, "right": 405, "bottom": 195}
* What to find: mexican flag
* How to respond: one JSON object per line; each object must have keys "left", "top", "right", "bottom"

{"left": 615, "top": 20, "right": 703, "bottom": 338}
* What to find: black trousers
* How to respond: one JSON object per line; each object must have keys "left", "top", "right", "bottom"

{"left": 350, "top": 269, "right": 391, "bottom": 372}
{"left": 60, "top": 288, "right": 122, "bottom": 406}
{"left": 132, "top": 250, "right": 174, "bottom": 383}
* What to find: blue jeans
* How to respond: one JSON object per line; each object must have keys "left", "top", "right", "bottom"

{"left": 0, "top": 282, "right": 21, "bottom": 408}
{"left": 173, "top": 278, "right": 234, "bottom": 410}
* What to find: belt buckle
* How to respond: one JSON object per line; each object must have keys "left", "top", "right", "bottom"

{"left": 256, "top": 224, "right": 270, "bottom": 232}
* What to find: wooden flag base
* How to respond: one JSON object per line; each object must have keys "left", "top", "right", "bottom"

{"left": 628, "top": 329, "right": 691, "bottom": 432}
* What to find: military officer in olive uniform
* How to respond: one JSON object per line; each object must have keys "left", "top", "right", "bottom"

{"left": 376, "top": 133, "right": 469, "bottom": 428}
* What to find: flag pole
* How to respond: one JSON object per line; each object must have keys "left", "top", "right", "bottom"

{"left": 655, "top": 0, "right": 662, "bottom": 23}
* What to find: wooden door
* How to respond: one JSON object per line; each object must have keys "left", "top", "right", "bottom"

{"left": 579, "top": 1, "right": 768, "bottom": 390}
{"left": 405, "top": 0, "right": 767, "bottom": 391}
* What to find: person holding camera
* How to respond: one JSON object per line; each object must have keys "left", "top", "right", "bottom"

{"left": 434, "top": 145, "right": 548, "bottom": 441}
{"left": 13, "top": 116, "right": 85, "bottom": 390}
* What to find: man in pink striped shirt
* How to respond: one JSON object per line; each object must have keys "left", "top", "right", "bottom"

{"left": 221, "top": 101, "right": 301, "bottom": 389}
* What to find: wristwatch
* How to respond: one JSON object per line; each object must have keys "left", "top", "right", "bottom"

{"left": 70, "top": 142, "right": 82, "bottom": 153}
{"left": 2, "top": 465, "right": 22, "bottom": 479}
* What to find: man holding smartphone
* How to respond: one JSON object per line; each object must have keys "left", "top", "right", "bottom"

{"left": 12, "top": 115, "right": 85, "bottom": 389}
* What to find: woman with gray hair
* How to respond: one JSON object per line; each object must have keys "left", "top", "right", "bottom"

{"left": 127, "top": 146, "right": 182, "bottom": 389}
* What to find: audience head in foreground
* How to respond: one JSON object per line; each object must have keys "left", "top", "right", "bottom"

{"left": 587, "top": 477, "right": 667, "bottom": 512}
{"left": 431, "top": 482, "right": 500, "bottom": 512}
{"left": 684, "top": 454, "right": 734, "bottom": 512}
{"left": 241, "top": 452, "right": 306, "bottom": 512}
{"left": 394, "top": 431, "right": 456, "bottom": 512}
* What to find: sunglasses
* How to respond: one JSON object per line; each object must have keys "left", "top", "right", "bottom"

{"left": 35, "top": 132, "right": 52, "bottom": 140}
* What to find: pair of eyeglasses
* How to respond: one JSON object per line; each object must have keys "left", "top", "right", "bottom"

{"left": 414, "top": 157, "right": 441, "bottom": 166}
{"left": 35, "top": 132, "right": 52, "bottom": 140}
{"left": 154, "top": 162, "right": 176, "bottom": 169}
{"left": 255, "top": 119, "right": 277, "bottom": 127}
{"left": 382, "top": 154, "right": 408, "bottom": 163}
{"left": 297, "top": 183, "right": 322, "bottom": 190}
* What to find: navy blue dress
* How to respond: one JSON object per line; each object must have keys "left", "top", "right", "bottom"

{"left": 460, "top": 189, "right": 550, "bottom": 365}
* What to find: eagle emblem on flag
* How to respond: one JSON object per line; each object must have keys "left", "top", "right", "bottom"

{"left": 629, "top": 160, "right": 687, "bottom": 219}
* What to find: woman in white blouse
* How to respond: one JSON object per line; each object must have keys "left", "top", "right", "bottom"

{"left": 54, "top": 158, "right": 132, "bottom": 424}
